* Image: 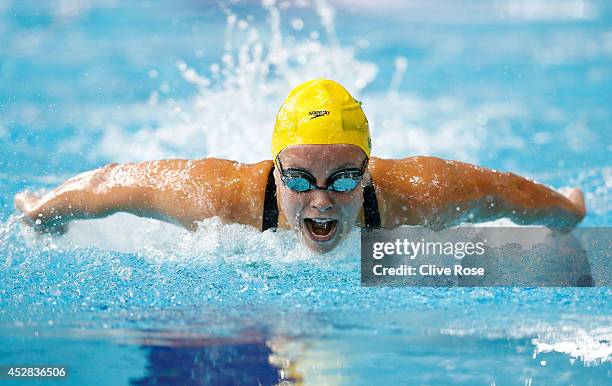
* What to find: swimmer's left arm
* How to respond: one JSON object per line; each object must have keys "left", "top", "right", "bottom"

{"left": 371, "top": 156, "right": 586, "bottom": 232}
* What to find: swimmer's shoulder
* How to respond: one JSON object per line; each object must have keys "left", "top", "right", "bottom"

{"left": 369, "top": 155, "right": 450, "bottom": 189}
{"left": 183, "top": 158, "right": 274, "bottom": 228}
{"left": 369, "top": 156, "right": 455, "bottom": 227}
{"left": 187, "top": 158, "right": 274, "bottom": 180}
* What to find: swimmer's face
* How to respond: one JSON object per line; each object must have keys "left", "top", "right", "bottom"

{"left": 274, "top": 144, "right": 368, "bottom": 253}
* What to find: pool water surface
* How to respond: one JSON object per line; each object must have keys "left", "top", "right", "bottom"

{"left": 0, "top": 0, "right": 610, "bottom": 384}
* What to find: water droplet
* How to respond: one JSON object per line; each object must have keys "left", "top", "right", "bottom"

{"left": 237, "top": 20, "right": 249, "bottom": 30}
{"left": 176, "top": 60, "right": 187, "bottom": 72}
{"left": 291, "top": 18, "right": 304, "bottom": 30}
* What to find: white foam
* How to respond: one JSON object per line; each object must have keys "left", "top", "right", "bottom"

{"left": 442, "top": 316, "right": 612, "bottom": 366}
{"left": 533, "top": 327, "right": 612, "bottom": 366}
{"left": 18, "top": 213, "right": 361, "bottom": 265}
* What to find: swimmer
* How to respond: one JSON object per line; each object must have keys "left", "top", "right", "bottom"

{"left": 14, "top": 79, "right": 586, "bottom": 253}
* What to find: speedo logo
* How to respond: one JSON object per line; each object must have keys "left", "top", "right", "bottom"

{"left": 308, "top": 110, "right": 329, "bottom": 119}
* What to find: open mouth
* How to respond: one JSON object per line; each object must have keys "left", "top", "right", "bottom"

{"left": 304, "top": 218, "right": 338, "bottom": 242}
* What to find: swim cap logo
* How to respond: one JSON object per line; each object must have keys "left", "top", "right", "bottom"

{"left": 308, "top": 110, "right": 329, "bottom": 119}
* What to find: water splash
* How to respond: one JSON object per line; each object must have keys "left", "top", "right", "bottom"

{"left": 92, "top": 0, "right": 537, "bottom": 173}
{"left": 441, "top": 314, "right": 612, "bottom": 366}
{"left": 98, "top": 0, "right": 377, "bottom": 163}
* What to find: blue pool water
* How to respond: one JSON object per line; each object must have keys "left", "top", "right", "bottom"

{"left": 1, "top": 0, "right": 611, "bottom": 384}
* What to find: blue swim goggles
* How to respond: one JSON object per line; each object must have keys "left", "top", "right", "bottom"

{"left": 276, "top": 157, "right": 368, "bottom": 193}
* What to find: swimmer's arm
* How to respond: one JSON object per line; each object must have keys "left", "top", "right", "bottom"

{"left": 14, "top": 159, "right": 271, "bottom": 233}
{"left": 373, "top": 156, "right": 586, "bottom": 232}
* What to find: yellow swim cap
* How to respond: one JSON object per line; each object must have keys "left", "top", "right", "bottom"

{"left": 272, "top": 79, "right": 371, "bottom": 159}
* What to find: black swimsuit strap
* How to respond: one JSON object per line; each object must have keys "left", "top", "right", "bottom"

{"left": 261, "top": 166, "right": 381, "bottom": 231}
{"left": 262, "top": 166, "right": 279, "bottom": 231}
{"left": 363, "top": 182, "right": 381, "bottom": 229}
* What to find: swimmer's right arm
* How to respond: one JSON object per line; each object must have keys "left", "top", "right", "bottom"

{"left": 14, "top": 159, "right": 272, "bottom": 233}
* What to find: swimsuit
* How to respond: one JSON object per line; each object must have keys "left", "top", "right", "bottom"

{"left": 262, "top": 167, "right": 381, "bottom": 231}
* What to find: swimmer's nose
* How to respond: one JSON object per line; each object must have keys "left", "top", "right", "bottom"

{"left": 310, "top": 190, "right": 333, "bottom": 212}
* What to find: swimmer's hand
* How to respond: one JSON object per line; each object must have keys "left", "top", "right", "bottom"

{"left": 563, "top": 188, "right": 586, "bottom": 218}
{"left": 555, "top": 187, "right": 586, "bottom": 233}
{"left": 14, "top": 191, "right": 69, "bottom": 234}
